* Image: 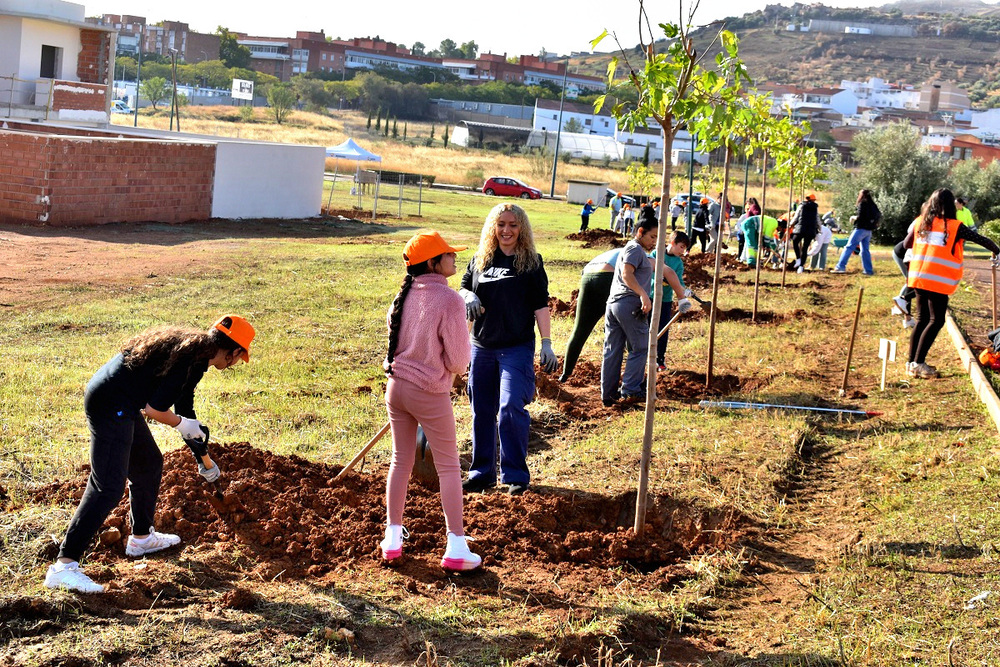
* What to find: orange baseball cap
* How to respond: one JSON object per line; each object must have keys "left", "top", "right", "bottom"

{"left": 806, "top": 193, "right": 817, "bottom": 201}
{"left": 403, "top": 230, "right": 467, "bottom": 267}
{"left": 213, "top": 315, "right": 255, "bottom": 362}
{"left": 700, "top": 197, "right": 710, "bottom": 205}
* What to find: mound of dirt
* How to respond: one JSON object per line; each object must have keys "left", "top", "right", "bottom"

{"left": 33, "top": 442, "right": 750, "bottom": 583}
{"left": 565, "top": 229, "right": 626, "bottom": 249}
{"left": 548, "top": 289, "right": 578, "bottom": 318}
{"left": 536, "top": 360, "right": 614, "bottom": 420}
{"left": 682, "top": 253, "right": 749, "bottom": 289}
{"left": 656, "top": 369, "right": 772, "bottom": 403}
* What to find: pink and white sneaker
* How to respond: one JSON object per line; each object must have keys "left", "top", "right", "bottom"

{"left": 379, "top": 525, "right": 408, "bottom": 561}
{"left": 441, "top": 533, "right": 482, "bottom": 572}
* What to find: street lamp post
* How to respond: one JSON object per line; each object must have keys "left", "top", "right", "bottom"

{"left": 549, "top": 63, "right": 570, "bottom": 198}
{"left": 133, "top": 23, "right": 143, "bottom": 127}
{"left": 169, "top": 48, "right": 179, "bottom": 132}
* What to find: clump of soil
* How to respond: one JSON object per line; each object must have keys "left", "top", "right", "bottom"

{"left": 32, "top": 441, "right": 751, "bottom": 584}
{"left": 565, "top": 229, "right": 626, "bottom": 249}
{"left": 548, "top": 290, "right": 578, "bottom": 318}
{"left": 682, "top": 253, "right": 749, "bottom": 289}
{"left": 536, "top": 361, "right": 614, "bottom": 420}
{"left": 656, "top": 369, "right": 772, "bottom": 403}
{"left": 220, "top": 586, "right": 259, "bottom": 610}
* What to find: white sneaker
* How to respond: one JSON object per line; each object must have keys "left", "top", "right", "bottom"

{"left": 903, "top": 316, "right": 916, "bottom": 329}
{"left": 797, "top": 266, "right": 804, "bottom": 274}
{"left": 379, "top": 524, "right": 408, "bottom": 561}
{"left": 125, "top": 530, "right": 181, "bottom": 557}
{"left": 909, "top": 362, "right": 938, "bottom": 379}
{"left": 441, "top": 533, "right": 482, "bottom": 572}
{"left": 44, "top": 561, "right": 104, "bottom": 593}
{"left": 830, "top": 267, "right": 846, "bottom": 274}
{"left": 892, "top": 296, "right": 910, "bottom": 317}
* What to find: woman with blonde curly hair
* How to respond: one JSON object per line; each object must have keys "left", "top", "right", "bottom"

{"left": 459, "top": 203, "right": 557, "bottom": 495}
{"left": 45, "top": 315, "right": 254, "bottom": 593}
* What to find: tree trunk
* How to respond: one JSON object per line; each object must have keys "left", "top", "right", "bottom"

{"left": 706, "top": 145, "right": 732, "bottom": 388}
{"left": 634, "top": 125, "right": 674, "bottom": 536}
{"left": 752, "top": 149, "right": 770, "bottom": 322}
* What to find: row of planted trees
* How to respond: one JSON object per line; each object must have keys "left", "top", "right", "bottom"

{"left": 593, "top": 0, "right": 825, "bottom": 533}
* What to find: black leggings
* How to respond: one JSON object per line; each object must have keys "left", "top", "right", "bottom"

{"left": 692, "top": 228, "right": 708, "bottom": 253}
{"left": 909, "top": 288, "right": 949, "bottom": 364}
{"left": 59, "top": 396, "right": 163, "bottom": 562}
{"left": 792, "top": 232, "right": 815, "bottom": 266}
{"left": 560, "top": 271, "right": 614, "bottom": 381}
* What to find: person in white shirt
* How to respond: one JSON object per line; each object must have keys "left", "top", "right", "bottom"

{"left": 808, "top": 222, "right": 834, "bottom": 271}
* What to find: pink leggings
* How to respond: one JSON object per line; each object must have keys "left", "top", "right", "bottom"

{"left": 384, "top": 377, "right": 465, "bottom": 536}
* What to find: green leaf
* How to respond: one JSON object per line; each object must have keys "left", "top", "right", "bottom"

{"left": 590, "top": 30, "right": 609, "bottom": 50}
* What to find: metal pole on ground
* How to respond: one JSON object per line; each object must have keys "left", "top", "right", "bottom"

{"left": 549, "top": 64, "right": 569, "bottom": 197}
{"left": 840, "top": 286, "right": 865, "bottom": 397}
{"left": 685, "top": 132, "right": 695, "bottom": 236}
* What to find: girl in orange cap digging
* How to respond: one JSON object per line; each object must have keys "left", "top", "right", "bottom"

{"left": 45, "top": 315, "right": 255, "bottom": 593}
{"left": 381, "top": 230, "right": 481, "bottom": 571}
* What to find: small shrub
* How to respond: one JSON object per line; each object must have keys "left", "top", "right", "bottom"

{"left": 581, "top": 155, "right": 592, "bottom": 166}
{"left": 239, "top": 105, "right": 254, "bottom": 123}
{"left": 980, "top": 220, "right": 1000, "bottom": 247}
{"left": 465, "top": 168, "right": 485, "bottom": 189}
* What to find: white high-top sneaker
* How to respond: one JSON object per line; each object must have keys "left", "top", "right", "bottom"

{"left": 441, "top": 532, "right": 482, "bottom": 572}
{"left": 44, "top": 561, "right": 104, "bottom": 593}
{"left": 379, "top": 525, "right": 408, "bottom": 561}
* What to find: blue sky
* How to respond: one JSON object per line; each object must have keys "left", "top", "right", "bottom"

{"left": 85, "top": 0, "right": 898, "bottom": 58}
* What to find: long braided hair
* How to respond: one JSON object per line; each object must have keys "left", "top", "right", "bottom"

{"left": 920, "top": 188, "right": 957, "bottom": 234}
{"left": 385, "top": 255, "right": 442, "bottom": 374}
{"left": 122, "top": 326, "right": 240, "bottom": 376}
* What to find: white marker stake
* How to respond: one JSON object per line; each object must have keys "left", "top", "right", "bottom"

{"left": 878, "top": 338, "right": 897, "bottom": 391}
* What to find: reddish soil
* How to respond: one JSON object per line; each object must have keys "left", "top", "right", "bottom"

{"left": 30, "top": 442, "right": 753, "bottom": 600}
{"left": 564, "top": 229, "right": 626, "bottom": 249}
{"left": 547, "top": 289, "right": 578, "bottom": 318}
{"left": 682, "top": 253, "right": 750, "bottom": 289}
{"left": 656, "top": 369, "right": 773, "bottom": 403}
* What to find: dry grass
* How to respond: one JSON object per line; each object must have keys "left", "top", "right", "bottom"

{"left": 111, "top": 107, "right": 821, "bottom": 210}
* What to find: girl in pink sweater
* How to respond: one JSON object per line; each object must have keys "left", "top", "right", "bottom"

{"left": 381, "top": 230, "right": 481, "bottom": 571}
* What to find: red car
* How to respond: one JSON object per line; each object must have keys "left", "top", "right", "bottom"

{"left": 482, "top": 177, "right": 542, "bottom": 199}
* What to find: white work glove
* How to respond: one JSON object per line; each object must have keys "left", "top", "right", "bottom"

{"left": 539, "top": 338, "right": 558, "bottom": 373}
{"left": 683, "top": 288, "right": 693, "bottom": 299}
{"left": 677, "top": 298, "right": 693, "bottom": 314}
{"left": 175, "top": 416, "right": 207, "bottom": 442}
{"left": 458, "top": 288, "right": 484, "bottom": 321}
{"left": 198, "top": 458, "right": 221, "bottom": 483}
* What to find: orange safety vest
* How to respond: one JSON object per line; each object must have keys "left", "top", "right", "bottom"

{"left": 907, "top": 217, "right": 964, "bottom": 295}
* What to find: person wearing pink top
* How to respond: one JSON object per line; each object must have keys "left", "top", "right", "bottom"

{"left": 380, "top": 230, "right": 482, "bottom": 572}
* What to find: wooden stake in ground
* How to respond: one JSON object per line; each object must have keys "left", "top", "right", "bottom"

{"left": 752, "top": 149, "right": 769, "bottom": 322}
{"left": 780, "top": 166, "right": 796, "bottom": 288}
{"left": 706, "top": 146, "right": 732, "bottom": 388}
{"left": 992, "top": 263, "right": 997, "bottom": 329}
{"left": 334, "top": 422, "right": 391, "bottom": 481}
{"left": 840, "top": 286, "right": 865, "bottom": 397}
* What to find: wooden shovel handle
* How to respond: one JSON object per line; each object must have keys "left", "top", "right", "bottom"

{"left": 334, "top": 422, "right": 391, "bottom": 480}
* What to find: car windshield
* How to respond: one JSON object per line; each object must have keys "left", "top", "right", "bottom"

{"left": 512, "top": 179, "right": 529, "bottom": 188}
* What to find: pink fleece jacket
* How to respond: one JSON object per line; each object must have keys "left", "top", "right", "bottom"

{"left": 384, "top": 273, "right": 470, "bottom": 394}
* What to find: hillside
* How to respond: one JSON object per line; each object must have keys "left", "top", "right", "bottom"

{"left": 570, "top": 2, "right": 1000, "bottom": 105}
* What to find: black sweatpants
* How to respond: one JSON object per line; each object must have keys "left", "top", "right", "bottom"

{"left": 909, "top": 288, "right": 949, "bottom": 365}
{"left": 560, "top": 271, "right": 614, "bottom": 381}
{"left": 580, "top": 214, "right": 590, "bottom": 232}
{"left": 692, "top": 228, "right": 708, "bottom": 253}
{"left": 893, "top": 242, "right": 916, "bottom": 309}
{"left": 792, "top": 232, "right": 815, "bottom": 267}
{"left": 58, "top": 395, "right": 163, "bottom": 562}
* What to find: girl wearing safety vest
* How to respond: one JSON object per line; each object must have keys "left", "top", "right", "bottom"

{"left": 904, "top": 188, "right": 999, "bottom": 379}
{"left": 45, "top": 315, "right": 255, "bottom": 593}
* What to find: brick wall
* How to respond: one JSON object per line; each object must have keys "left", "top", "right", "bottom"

{"left": 0, "top": 128, "right": 216, "bottom": 225}
{"left": 51, "top": 81, "right": 107, "bottom": 112}
{"left": 78, "top": 29, "right": 111, "bottom": 85}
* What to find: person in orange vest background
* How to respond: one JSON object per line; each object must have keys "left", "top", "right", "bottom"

{"left": 903, "top": 188, "right": 999, "bottom": 379}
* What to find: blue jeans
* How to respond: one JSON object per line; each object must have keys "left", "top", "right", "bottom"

{"left": 834, "top": 228, "right": 873, "bottom": 274}
{"left": 467, "top": 342, "right": 535, "bottom": 485}
{"left": 601, "top": 297, "right": 650, "bottom": 401}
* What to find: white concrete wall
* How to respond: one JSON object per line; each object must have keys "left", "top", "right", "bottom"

{"left": 0, "top": 0, "right": 85, "bottom": 22}
{"left": 0, "top": 17, "right": 23, "bottom": 92}
{"left": 213, "top": 142, "right": 325, "bottom": 219}
{"left": 19, "top": 17, "right": 80, "bottom": 80}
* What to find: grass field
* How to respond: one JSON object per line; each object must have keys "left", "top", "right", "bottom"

{"left": 2, "top": 188, "right": 999, "bottom": 664}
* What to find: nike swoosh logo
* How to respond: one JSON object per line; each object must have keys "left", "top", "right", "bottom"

{"left": 477, "top": 273, "right": 515, "bottom": 283}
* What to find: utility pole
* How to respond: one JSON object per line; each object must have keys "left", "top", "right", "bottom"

{"left": 169, "top": 48, "right": 180, "bottom": 132}
{"left": 549, "top": 62, "right": 570, "bottom": 197}
{"left": 133, "top": 23, "right": 143, "bottom": 127}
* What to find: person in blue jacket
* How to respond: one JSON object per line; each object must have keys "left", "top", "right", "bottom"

{"left": 44, "top": 315, "right": 255, "bottom": 594}
{"left": 579, "top": 199, "right": 598, "bottom": 232}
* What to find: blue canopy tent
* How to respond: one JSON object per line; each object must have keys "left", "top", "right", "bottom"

{"left": 324, "top": 139, "right": 382, "bottom": 212}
